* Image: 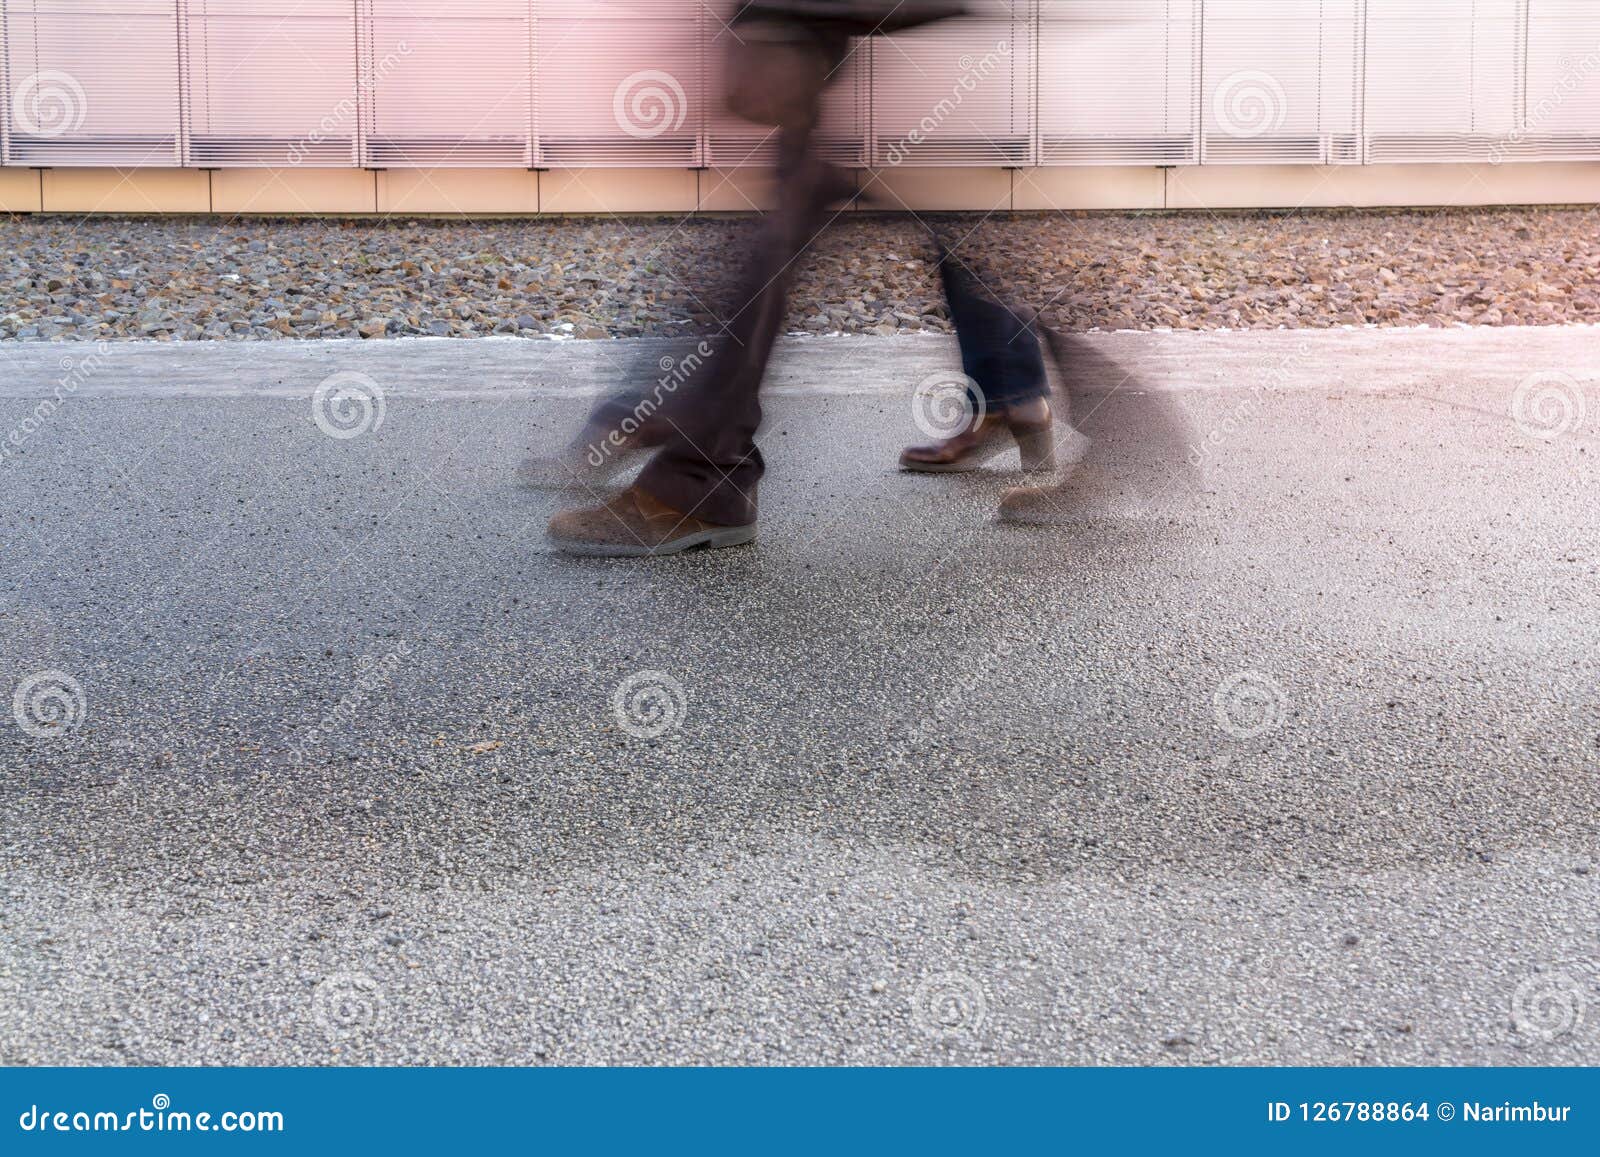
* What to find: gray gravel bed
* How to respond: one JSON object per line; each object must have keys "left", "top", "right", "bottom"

{"left": 1, "top": 206, "right": 1597, "bottom": 342}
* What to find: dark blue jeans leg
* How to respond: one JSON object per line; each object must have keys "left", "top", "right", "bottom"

{"left": 936, "top": 241, "right": 1049, "bottom": 413}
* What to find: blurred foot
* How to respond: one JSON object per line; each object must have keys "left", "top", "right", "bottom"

{"left": 998, "top": 480, "right": 1076, "bottom": 525}
{"left": 517, "top": 417, "right": 667, "bottom": 491}
{"left": 516, "top": 444, "right": 634, "bottom": 491}
{"left": 899, "top": 397, "right": 1054, "bottom": 473}
{"left": 547, "top": 486, "right": 756, "bottom": 558}
{"left": 1000, "top": 466, "right": 1145, "bottom": 524}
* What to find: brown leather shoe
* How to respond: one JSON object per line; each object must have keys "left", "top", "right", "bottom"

{"left": 900, "top": 397, "right": 1056, "bottom": 473}
{"left": 547, "top": 486, "right": 757, "bottom": 557}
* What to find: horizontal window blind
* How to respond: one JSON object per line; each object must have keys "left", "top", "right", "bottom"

{"left": 363, "top": 0, "right": 531, "bottom": 168}
{"left": 702, "top": 16, "right": 778, "bottom": 171}
{"left": 817, "top": 41, "right": 872, "bottom": 169}
{"left": 182, "top": 0, "right": 358, "bottom": 167}
{"left": 0, "top": 8, "right": 9, "bottom": 167}
{"left": 2, "top": 0, "right": 1596, "bottom": 169}
{"left": 700, "top": 23, "right": 873, "bottom": 169}
{"left": 1201, "top": 0, "right": 1361, "bottom": 165}
{"left": 1515, "top": 0, "right": 1600, "bottom": 161}
{"left": 4, "top": 0, "right": 182, "bottom": 166}
{"left": 534, "top": 0, "right": 703, "bottom": 167}
{"left": 1038, "top": 1, "right": 1200, "bottom": 166}
{"left": 869, "top": 0, "right": 1033, "bottom": 166}
{"left": 1365, "top": 0, "right": 1522, "bottom": 162}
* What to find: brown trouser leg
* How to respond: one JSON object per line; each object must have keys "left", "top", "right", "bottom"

{"left": 633, "top": 114, "right": 837, "bottom": 527}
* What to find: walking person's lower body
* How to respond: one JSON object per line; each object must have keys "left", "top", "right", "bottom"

{"left": 897, "top": 237, "right": 1056, "bottom": 474}
{"left": 540, "top": 3, "right": 1079, "bottom": 555}
{"left": 546, "top": 27, "right": 844, "bottom": 557}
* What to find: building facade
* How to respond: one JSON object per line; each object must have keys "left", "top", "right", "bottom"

{"left": 2, "top": 1, "right": 1598, "bottom": 213}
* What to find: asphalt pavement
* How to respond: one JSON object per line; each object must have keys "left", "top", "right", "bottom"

{"left": 1, "top": 327, "right": 1597, "bottom": 1065}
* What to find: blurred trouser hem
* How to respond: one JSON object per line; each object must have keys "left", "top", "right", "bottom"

{"left": 634, "top": 459, "right": 762, "bottom": 529}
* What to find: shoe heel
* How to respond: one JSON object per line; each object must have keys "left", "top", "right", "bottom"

{"left": 1013, "top": 425, "right": 1057, "bottom": 473}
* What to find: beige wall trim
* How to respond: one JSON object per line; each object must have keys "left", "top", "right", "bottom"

{"left": 4, "top": 163, "right": 1596, "bottom": 217}
{"left": 0, "top": 167, "right": 44, "bottom": 213}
